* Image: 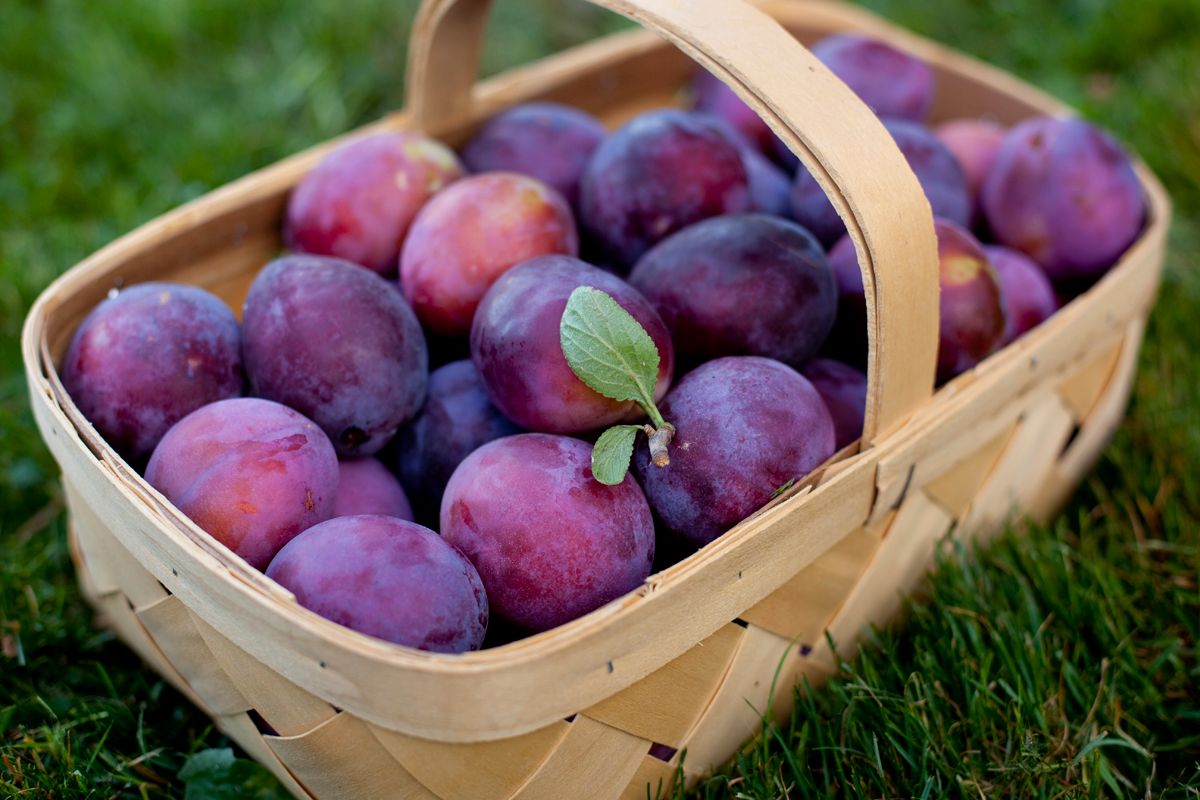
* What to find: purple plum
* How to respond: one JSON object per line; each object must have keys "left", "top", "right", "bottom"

{"left": 471, "top": 255, "right": 674, "bottom": 434}
{"left": 266, "top": 515, "right": 487, "bottom": 652}
{"left": 629, "top": 214, "right": 836, "bottom": 368}
{"left": 802, "top": 359, "right": 867, "bottom": 450}
{"left": 981, "top": 116, "right": 1146, "bottom": 282}
{"left": 985, "top": 245, "right": 1058, "bottom": 345}
{"left": 935, "top": 219, "right": 1005, "bottom": 381}
{"left": 440, "top": 434, "right": 655, "bottom": 632}
{"left": 461, "top": 102, "right": 606, "bottom": 210}
{"left": 823, "top": 234, "right": 868, "bottom": 368}
{"left": 62, "top": 283, "right": 243, "bottom": 462}
{"left": 579, "top": 110, "right": 752, "bottom": 269}
{"left": 334, "top": 459, "right": 413, "bottom": 520}
{"left": 242, "top": 254, "right": 428, "bottom": 457}
{"left": 389, "top": 360, "right": 522, "bottom": 526}
{"left": 812, "top": 33, "right": 934, "bottom": 121}
{"left": 935, "top": 118, "right": 1007, "bottom": 216}
{"left": 633, "top": 356, "right": 835, "bottom": 547}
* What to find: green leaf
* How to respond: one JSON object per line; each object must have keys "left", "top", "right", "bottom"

{"left": 770, "top": 478, "right": 797, "bottom": 499}
{"left": 180, "top": 748, "right": 291, "bottom": 800}
{"left": 560, "top": 286, "right": 661, "bottom": 411}
{"left": 591, "top": 425, "right": 643, "bottom": 485}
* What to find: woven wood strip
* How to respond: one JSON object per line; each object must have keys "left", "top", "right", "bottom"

{"left": 513, "top": 715, "right": 650, "bottom": 800}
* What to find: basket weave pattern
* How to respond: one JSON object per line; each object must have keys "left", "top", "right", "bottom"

{"left": 24, "top": 1, "right": 1167, "bottom": 798}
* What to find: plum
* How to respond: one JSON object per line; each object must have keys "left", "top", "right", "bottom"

{"left": 242, "top": 255, "right": 428, "bottom": 457}
{"left": 579, "top": 110, "right": 752, "bottom": 269}
{"left": 461, "top": 102, "right": 605, "bottom": 210}
{"left": 697, "top": 113, "right": 792, "bottom": 217}
{"left": 266, "top": 515, "right": 487, "bottom": 652}
{"left": 389, "top": 360, "right": 522, "bottom": 526}
{"left": 985, "top": 245, "right": 1058, "bottom": 345}
{"left": 62, "top": 283, "right": 243, "bottom": 462}
{"left": 400, "top": 172, "right": 578, "bottom": 337}
{"left": 791, "top": 118, "right": 970, "bottom": 247}
{"left": 628, "top": 214, "right": 836, "bottom": 368}
{"left": 633, "top": 356, "right": 835, "bottom": 547}
{"left": 471, "top": 255, "right": 674, "bottom": 434}
{"left": 284, "top": 132, "right": 463, "bottom": 276}
{"left": 812, "top": 33, "right": 934, "bottom": 121}
{"left": 935, "top": 118, "right": 1007, "bottom": 215}
{"left": 690, "top": 70, "right": 777, "bottom": 155}
{"left": 440, "top": 434, "right": 654, "bottom": 632}
{"left": 146, "top": 398, "right": 338, "bottom": 569}
{"left": 334, "top": 458, "right": 413, "bottom": 520}
{"left": 801, "top": 359, "right": 867, "bottom": 450}
{"left": 822, "top": 235, "right": 868, "bottom": 367}
{"left": 981, "top": 116, "right": 1145, "bottom": 282}
{"left": 935, "top": 219, "right": 1005, "bottom": 381}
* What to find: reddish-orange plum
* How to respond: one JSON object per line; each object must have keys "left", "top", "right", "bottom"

{"left": 440, "top": 434, "right": 654, "bottom": 632}
{"left": 267, "top": 516, "right": 487, "bottom": 652}
{"left": 935, "top": 219, "right": 1005, "bottom": 381}
{"left": 145, "top": 398, "right": 338, "bottom": 569}
{"left": 400, "top": 173, "right": 578, "bottom": 337}
{"left": 285, "top": 132, "right": 463, "bottom": 276}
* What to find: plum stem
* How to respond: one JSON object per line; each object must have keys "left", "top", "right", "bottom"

{"left": 645, "top": 424, "right": 674, "bottom": 467}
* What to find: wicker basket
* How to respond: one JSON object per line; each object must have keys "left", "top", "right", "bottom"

{"left": 22, "top": 0, "right": 1169, "bottom": 797}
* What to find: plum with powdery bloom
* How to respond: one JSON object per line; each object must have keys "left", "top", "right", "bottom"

{"left": 985, "top": 245, "right": 1059, "bottom": 345}
{"left": 440, "top": 434, "right": 654, "bottom": 632}
{"left": 389, "top": 360, "right": 522, "bottom": 526}
{"left": 471, "top": 255, "right": 674, "bottom": 434}
{"left": 580, "top": 110, "right": 752, "bottom": 269}
{"left": 146, "top": 398, "right": 338, "bottom": 570}
{"left": 400, "top": 172, "right": 579, "bottom": 337}
{"left": 812, "top": 34, "right": 934, "bottom": 122}
{"left": 266, "top": 515, "right": 487, "bottom": 653}
{"left": 633, "top": 357, "right": 835, "bottom": 548}
{"left": 333, "top": 459, "right": 413, "bottom": 521}
{"left": 629, "top": 214, "right": 836, "bottom": 369}
{"left": 982, "top": 116, "right": 1145, "bottom": 283}
{"left": 802, "top": 359, "right": 867, "bottom": 451}
{"left": 62, "top": 282, "right": 243, "bottom": 462}
{"left": 242, "top": 255, "right": 428, "bottom": 457}
{"left": 461, "top": 102, "right": 605, "bottom": 211}
{"left": 285, "top": 132, "right": 463, "bottom": 276}
{"left": 935, "top": 118, "right": 1007, "bottom": 218}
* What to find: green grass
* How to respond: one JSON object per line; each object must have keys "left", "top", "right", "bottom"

{"left": 1, "top": 1, "right": 1196, "bottom": 797}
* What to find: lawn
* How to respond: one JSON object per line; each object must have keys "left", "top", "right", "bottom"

{"left": 1, "top": 0, "right": 1197, "bottom": 797}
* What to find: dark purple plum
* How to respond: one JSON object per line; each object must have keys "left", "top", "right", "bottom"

{"left": 690, "top": 70, "right": 777, "bottom": 155}
{"left": 400, "top": 172, "right": 579, "bottom": 337}
{"left": 935, "top": 118, "right": 1007, "bottom": 216}
{"left": 389, "top": 360, "right": 522, "bottom": 525}
{"left": 471, "top": 255, "right": 674, "bottom": 434}
{"left": 823, "top": 235, "right": 868, "bottom": 368}
{"left": 284, "top": 132, "right": 463, "bottom": 276}
{"left": 242, "top": 255, "right": 428, "bottom": 457}
{"left": 982, "top": 117, "right": 1146, "bottom": 282}
{"left": 935, "top": 219, "right": 1005, "bottom": 381}
{"left": 985, "top": 245, "right": 1058, "bottom": 345}
{"left": 461, "top": 102, "right": 605, "bottom": 210}
{"left": 791, "top": 118, "right": 970, "bottom": 246}
{"left": 579, "top": 110, "right": 752, "bottom": 269}
{"left": 629, "top": 214, "right": 836, "bottom": 368}
{"left": 334, "top": 458, "right": 413, "bottom": 520}
{"left": 801, "top": 359, "right": 867, "bottom": 450}
{"left": 742, "top": 147, "right": 792, "bottom": 216}
{"left": 62, "top": 283, "right": 242, "bottom": 462}
{"left": 812, "top": 33, "right": 934, "bottom": 121}
{"left": 146, "top": 398, "right": 338, "bottom": 569}
{"left": 633, "top": 357, "right": 835, "bottom": 547}
{"left": 266, "top": 515, "right": 487, "bottom": 652}
{"left": 440, "top": 434, "right": 654, "bottom": 632}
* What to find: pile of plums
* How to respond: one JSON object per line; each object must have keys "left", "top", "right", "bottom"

{"left": 63, "top": 32, "right": 1146, "bottom": 654}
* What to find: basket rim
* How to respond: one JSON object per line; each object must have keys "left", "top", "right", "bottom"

{"left": 21, "top": 0, "right": 1172, "bottom": 741}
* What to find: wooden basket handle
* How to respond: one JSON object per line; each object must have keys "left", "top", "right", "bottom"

{"left": 405, "top": 0, "right": 939, "bottom": 441}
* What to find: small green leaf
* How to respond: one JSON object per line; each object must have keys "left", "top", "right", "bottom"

{"left": 180, "top": 748, "right": 291, "bottom": 800}
{"left": 591, "top": 425, "right": 643, "bottom": 485}
{"left": 770, "top": 478, "right": 797, "bottom": 499}
{"left": 560, "top": 286, "right": 660, "bottom": 411}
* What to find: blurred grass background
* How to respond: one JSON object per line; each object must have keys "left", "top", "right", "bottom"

{"left": 1, "top": 0, "right": 1197, "bottom": 797}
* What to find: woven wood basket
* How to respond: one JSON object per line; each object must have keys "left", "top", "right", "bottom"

{"left": 22, "top": 0, "right": 1169, "bottom": 797}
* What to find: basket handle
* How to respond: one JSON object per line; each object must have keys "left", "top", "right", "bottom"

{"left": 405, "top": 0, "right": 939, "bottom": 442}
